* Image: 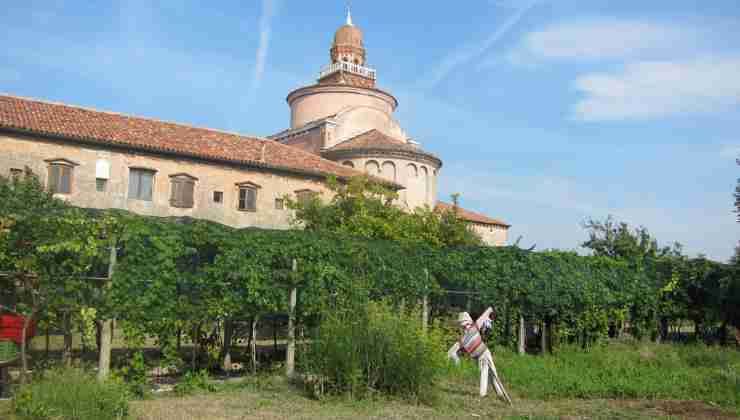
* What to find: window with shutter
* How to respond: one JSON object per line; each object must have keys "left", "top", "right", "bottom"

{"left": 129, "top": 168, "right": 156, "bottom": 201}
{"left": 169, "top": 174, "right": 196, "bottom": 208}
{"left": 236, "top": 182, "right": 260, "bottom": 212}
{"left": 96, "top": 178, "right": 107, "bottom": 192}
{"left": 47, "top": 162, "right": 74, "bottom": 194}
{"left": 238, "top": 186, "right": 257, "bottom": 211}
{"left": 296, "top": 189, "right": 318, "bottom": 205}
{"left": 213, "top": 191, "right": 223, "bottom": 203}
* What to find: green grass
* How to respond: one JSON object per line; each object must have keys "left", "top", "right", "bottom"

{"left": 3, "top": 341, "right": 739, "bottom": 419}
{"left": 477, "top": 341, "right": 740, "bottom": 409}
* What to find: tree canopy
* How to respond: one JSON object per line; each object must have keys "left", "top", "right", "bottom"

{"left": 287, "top": 176, "right": 482, "bottom": 247}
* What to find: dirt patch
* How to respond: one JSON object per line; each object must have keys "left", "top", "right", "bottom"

{"left": 613, "top": 399, "right": 739, "bottom": 420}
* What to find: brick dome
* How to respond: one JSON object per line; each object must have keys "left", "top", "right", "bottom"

{"left": 333, "top": 24, "right": 364, "bottom": 48}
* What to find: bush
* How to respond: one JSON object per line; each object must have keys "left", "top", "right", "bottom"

{"left": 113, "top": 350, "right": 149, "bottom": 398}
{"left": 14, "top": 367, "right": 129, "bottom": 420}
{"left": 173, "top": 370, "right": 217, "bottom": 396}
{"left": 304, "top": 301, "right": 447, "bottom": 402}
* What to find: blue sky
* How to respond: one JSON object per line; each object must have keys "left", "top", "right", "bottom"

{"left": 2, "top": 0, "right": 739, "bottom": 260}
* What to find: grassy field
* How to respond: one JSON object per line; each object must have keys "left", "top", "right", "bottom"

{"left": 2, "top": 342, "right": 738, "bottom": 419}
{"left": 3, "top": 377, "right": 737, "bottom": 420}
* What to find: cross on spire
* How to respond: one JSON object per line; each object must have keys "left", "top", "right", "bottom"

{"left": 346, "top": 3, "right": 353, "bottom": 26}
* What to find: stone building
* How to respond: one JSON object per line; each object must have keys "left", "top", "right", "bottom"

{"left": 0, "top": 10, "right": 509, "bottom": 245}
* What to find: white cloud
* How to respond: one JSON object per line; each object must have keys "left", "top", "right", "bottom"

{"left": 248, "top": 0, "right": 278, "bottom": 101}
{"left": 418, "top": 0, "right": 540, "bottom": 89}
{"left": 439, "top": 164, "right": 739, "bottom": 261}
{"left": 510, "top": 20, "right": 687, "bottom": 63}
{"left": 720, "top": 145, "right": 740, "bottom": 160}
{"left": 573, "top": 57, "right": 740, "bottom": 121}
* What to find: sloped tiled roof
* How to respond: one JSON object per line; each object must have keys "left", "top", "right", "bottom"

{"left": 435, "top": 201, "right": 510, "bottom": 228}
{"left": 0, "top": 94, "right": 369, "bottom": 180}
{"left": 329, "top": 129, "right": 419, "bottom": 153}
{"left": 324, "top": 129, "right": 442, "bottom": 167}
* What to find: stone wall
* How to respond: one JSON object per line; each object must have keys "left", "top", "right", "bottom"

{"left": 337, "top": 156, "right": 438, "bottom": 210}
{"left": 0, "top": 133, "right": 333, "bottom": 229}
{"left": 470, "top": 223, "right": 508, "bottom": 247}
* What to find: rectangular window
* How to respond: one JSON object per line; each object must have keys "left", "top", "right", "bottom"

{"left": 213, "top": 191, "right": 223, "bottom": 203}
{"left": 274, "top": 198, "right": 284, "bottom": 210}
{"left": 48, "top": 164, "right": 73, "bottom": 194}
{"left": 170, "top": 176, "right": 195, "bottom": 208}
{"left": 96, "top": 178, "right": 107, "bottom": 192}
{"left": 128, "top": 168, "right": 155, "bottom": 201}
{"left": 296, "top": 190, "right": 317, "bottom": 205}
{"left": 238, "top": 187, "right": 257, "bottom": 211}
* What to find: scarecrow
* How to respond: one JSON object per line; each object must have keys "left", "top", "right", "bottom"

{"left": 447, "top": 307, "right": 512, "bottom": 403}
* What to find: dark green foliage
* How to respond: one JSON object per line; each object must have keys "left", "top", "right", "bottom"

{"left": 113, "top": 351, "right": 149, "bottom": 399}
{"left": 304, "top": 301, "right": 447, "bottom": 402}
{"left": 13, "top": 368, "right": 129, "bottom": 420}
{"left": 287, "top": 175, "right": 482, "bottom": 247}
{"left": 174, "top": 370, "right": 216, "bottom": 396}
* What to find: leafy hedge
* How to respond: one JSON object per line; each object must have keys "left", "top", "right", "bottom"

{"left": 0, "top": 174, "right": 737, "bottom": 378}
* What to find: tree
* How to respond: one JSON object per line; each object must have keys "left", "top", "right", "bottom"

{"left": 581, "top": 216, "right": 681, "bottom": 260}
{"left": 0, "top": 171, "right": 112, "bottom": 382}
{"left": 288, "top": 176, "right": 481, "bottom": 247}
{"left": 735, "top": 159, "right": 739, "bottom": 222}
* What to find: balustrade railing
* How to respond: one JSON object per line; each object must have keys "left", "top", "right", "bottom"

{"left": 319, "top": 62, "right": 377, "bottom": 80}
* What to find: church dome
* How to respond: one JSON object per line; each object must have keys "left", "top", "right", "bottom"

{"left": 334, "top": 24, "right": 364, "bottom": 48}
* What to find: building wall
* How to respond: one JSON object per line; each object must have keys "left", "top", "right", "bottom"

{"left": 470, "top": 223, "right": 508, "bottom": 247}
{"left": 330, "top": 107, "right": 407, "bottom": 147}
{"left": 0, "top": 134, "right": 333, "bottom": 229}
{"left": 288, "top": 85, "right": 396, "bottom": 129}
{"left": 338, "top": 156, "right": 438, "bottom": 210}
{"left": 275, "top": 126, "right": 326, "bottom": 154}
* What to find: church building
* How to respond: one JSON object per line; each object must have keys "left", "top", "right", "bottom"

{"left": 0, "top": 11, "right": 510, "bottom": 245}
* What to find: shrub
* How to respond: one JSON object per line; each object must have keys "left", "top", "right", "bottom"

{"left": 304, "top": 301, "right": 446, "bottom": 402}
{"left": 113, "top": 350, "right": 149, "bottom": 398}
{"left": 173, "top": 370, "right": 217, "bottom": 396}
{"left": 14, "top": 367, "right": 129, "bottom": 420}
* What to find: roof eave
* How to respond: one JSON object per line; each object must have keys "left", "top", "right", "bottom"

{"left": 0, "top": 125, "right": 370, "bottom": 184}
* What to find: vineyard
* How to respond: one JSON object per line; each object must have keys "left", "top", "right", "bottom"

{"left": 0, "top": 173, "right": 739, "bottom": 417}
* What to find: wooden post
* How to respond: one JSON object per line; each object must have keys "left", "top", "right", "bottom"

{"left": 421, "top": 269, "right": 429, "bottom": 332}
{"left": 250, "top": 316, "right": 259, "bottom": 374}
{"left": 98, "top": 241, "right": 116, "bottom": 382}
{"left": 421, "top": 294, "right": 429, "bottom": 332}
{"left": 540, "top": 320, "right": 547, "bottom": 355}
{"left": 45, "top": 324, "right": 50, "bottom": 360}
{"left": 518, "top": 315, "right": 526, "bottom": 355}
{"left": 0, "top": 365, "right": 7, "bottom": 398}
{"left": 222, "top": 320, "right": 233, "bottom": 372}
{"left": 286, "top": 259, "right": 297, "bottom": 378}
{"left": 63, "top": 312, "right": 73, "bottom": 367}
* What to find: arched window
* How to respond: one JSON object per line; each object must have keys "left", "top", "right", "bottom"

{"left": 382, "top": 161, "right": 396, "bottom": 182}
{"left": 406, "top": 163, "right": 418, "bottom": 178}
{"left": 365, "top": 160, "right": 380, "bottom": 175}
{"left": 342, "top": 161, "right": 355, "bottom": 168}
{"left": 421, "top": 166, "right": 430, "bottom": 202}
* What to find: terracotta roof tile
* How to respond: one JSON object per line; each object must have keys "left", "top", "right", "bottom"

{"left": 435, "top": 201, "right": 510, "bottom": 228}
{"left": 329, "top": 129, "right": 419, "bottom": 153}
{"left": 0, "top": 94, "right": 372, "bottom": 181}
